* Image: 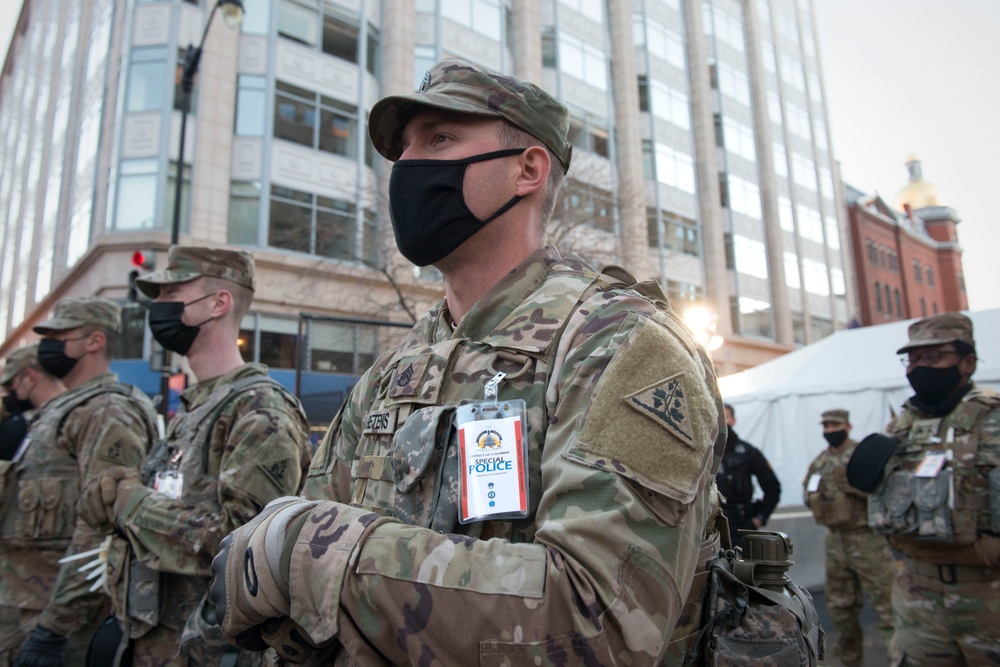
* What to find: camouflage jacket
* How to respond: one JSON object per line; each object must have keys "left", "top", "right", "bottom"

{"left": 803, "top": 438, "right": 869, "bottom": 529}
{"left": 0, "top": 372, "right": 155, "bottom": 635}
{"left": 297, "top": 247, "right": 726, "bottom": 665}
{"left": 878, "top": 385, "right": 1000, "bottom": 565}
{"left": 112, "top": 363, "right": 311, "bottom": 632}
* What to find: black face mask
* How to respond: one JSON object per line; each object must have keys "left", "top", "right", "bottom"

{"left": 388, "top": 148, "right": 527, "bottom": 266}
{"left": 907, "top": 364, "right": 963, "bottom": 407}
{"left": 2, "top": 392, "right": 32, "bottom": 414}
{"left": 823, "top": 430, "right": 848, "bottom": 448}
{"left": 148, "top": 293, "right": 217, "bottom": 356}
{"left": 38, "top": 337, "right": 86, "bottom": 379}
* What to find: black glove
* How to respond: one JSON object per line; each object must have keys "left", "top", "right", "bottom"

{"left": 14, "top": 626, "right": 67, "bottom": 667}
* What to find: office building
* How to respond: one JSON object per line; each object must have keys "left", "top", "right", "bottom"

{"left": 0, "top": 0, "right": 854, "bottom": 378}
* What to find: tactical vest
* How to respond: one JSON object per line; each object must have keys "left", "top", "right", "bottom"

{"left": 122, "top": 372, "right": 306, "bottom": 634}
{"left": 869, "top": 389, "right": 1000, "bottom": 565}
{"left": 0, "top": 381, "right": 157, "bottom": 550}
{"left": 341, "top": 263, "right": 709, "bottom": 544}
{"left": 805, "top": 441, "right": 868, "bottom": 529}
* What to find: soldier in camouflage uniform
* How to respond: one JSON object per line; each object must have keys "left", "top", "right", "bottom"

{"left": 803, "top": 409, "right": 896, "bottom": 667}
{"left": 208, "top": 58, "right": 727, "bottom": 666}
{"left": 0, "top": 299, "right": 156, "bottom": 667}
{"left": 0, "top": 346, "right": 47, "bottom": 461}
{"left": 858, "top": 313, "right": 1000, "bottom": 665}
{"left": 78, "top": 247, "right": 312, "bottom": 666}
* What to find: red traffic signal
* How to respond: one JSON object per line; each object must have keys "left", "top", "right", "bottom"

{"left": 131, "top": 250, "right": 156, "bottom": 270}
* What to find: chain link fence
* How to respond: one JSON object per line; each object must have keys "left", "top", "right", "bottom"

{"left": 295, "top": 314, "right": 412, "bottom": 439}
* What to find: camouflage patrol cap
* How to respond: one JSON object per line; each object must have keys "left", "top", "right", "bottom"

{"left": 33, "top": 297, "right": 122, "bottom": 335}
{"left": 368, "top": 58, "right": 573, "bottom": 171}
{"left": 1, "top": 344, "right": 39, "bottom": 386}
{"left": 896, "top": 312, "right": 974, "bottom": 354}
{"left": 135, "top": 246, "right": 255, "bottom": 298}
{"left": 820, "top": 409, "right": 850, "bottom": 425}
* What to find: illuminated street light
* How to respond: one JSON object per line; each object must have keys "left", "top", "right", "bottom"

{"left": 683, "top": 305, "right": 724, "bottom": 352}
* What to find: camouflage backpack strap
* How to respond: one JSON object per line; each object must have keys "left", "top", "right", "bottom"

{"left": 197, "top": 373, "right": 302, "bottom": 474}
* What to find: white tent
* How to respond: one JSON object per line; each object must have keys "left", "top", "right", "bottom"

{"left": 717, "top": 308, "right": 1000, "bottom": 507}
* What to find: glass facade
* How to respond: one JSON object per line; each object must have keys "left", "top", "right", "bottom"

{"left": 0, "top": 0, "right": 851, "bottom": 358}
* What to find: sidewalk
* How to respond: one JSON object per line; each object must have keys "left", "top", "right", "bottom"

{"left": 810, "top": 588, "right": 889, "bottom": 667}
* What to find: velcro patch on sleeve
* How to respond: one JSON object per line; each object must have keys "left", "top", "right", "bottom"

{"left": 571, "top": 320, "right": 716, "bottom": 506}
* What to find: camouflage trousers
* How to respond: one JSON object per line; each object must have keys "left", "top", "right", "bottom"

{"left": 891, "top": 559, "right": 1000, "bottom": 666}
{"left": 824, "top": 526, "right": 897, "bottom": 667}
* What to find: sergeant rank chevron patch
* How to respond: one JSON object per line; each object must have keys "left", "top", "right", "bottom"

{"left": 624, "top": 373, "right": 694, "bottom": 447}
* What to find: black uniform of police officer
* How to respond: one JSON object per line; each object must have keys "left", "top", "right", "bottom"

{"left": 716, "top": 403, "right": 781, "bottom": 548}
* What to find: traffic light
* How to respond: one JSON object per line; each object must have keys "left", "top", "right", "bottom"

{"left": 128, "top": 250, "right": 157, "bottom": 302}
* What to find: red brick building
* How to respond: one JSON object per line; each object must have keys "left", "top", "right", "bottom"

{"left": 847, "top": 157, "right": 968, "bottom": 326}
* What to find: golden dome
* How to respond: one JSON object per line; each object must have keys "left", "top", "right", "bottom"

{"left": 893, "top": 155, "right": 941, "bottom": 211}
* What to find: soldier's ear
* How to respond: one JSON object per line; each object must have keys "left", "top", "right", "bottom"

{"left": 212, "top": 289, "right": 234, "bottom": 317}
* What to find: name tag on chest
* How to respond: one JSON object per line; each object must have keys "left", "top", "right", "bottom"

{"left": 363, "top": 409, "right": 397, "bottom": 435}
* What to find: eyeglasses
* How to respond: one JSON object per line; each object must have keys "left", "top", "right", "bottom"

{"left": 899, "top": 350, "right": 962, "bottom": 367}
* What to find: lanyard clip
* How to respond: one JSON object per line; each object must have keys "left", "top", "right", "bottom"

{"left": 485, "top": 371, "right": 506, "bottom": 406}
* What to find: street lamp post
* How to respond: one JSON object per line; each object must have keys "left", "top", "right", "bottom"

{"left": 161, "top": 0, "right": 245, "bottom": 417}
{"left": 170, "top": 0, "right": 245, "bottom": 245}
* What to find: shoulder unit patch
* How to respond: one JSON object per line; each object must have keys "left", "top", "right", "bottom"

{"left": 624, "top": 373, "right": 695, "bottom": 448}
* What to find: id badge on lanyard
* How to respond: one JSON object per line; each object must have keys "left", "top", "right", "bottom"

{"left": 456, "top": 372, "right": 530, "bottom": 524}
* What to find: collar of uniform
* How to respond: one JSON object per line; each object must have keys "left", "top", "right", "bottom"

{"left": 181, "top": 362, "right": 269, "bottom": 410}
{"left": 450, "top": 245, "right": 562, "bottom": 342}
{"left": 71, "top": 370, "right": 118, "bottom": 393}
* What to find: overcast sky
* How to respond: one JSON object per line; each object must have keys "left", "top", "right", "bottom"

{"left": 1, "top": 0, "right": 997, "bottom": 311}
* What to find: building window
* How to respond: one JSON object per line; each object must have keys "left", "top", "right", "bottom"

{"left": 664, "top": 280, "right": 702, "bottom": 304}
{"left": 832, "top": 268, "right": 846, "bottom": 296}
{"left": 704, "top": 4, "right": 745, "bottom": 52}
{"left": 633, "top": 15, "right": 686, "bottom": 70}
{"left": 773, "top": 142, "right": 788, "bottom": 178}
{"left": 269, "top": 185, "right": 371, "bottom": 262}
{"left": 641, "top": 77, "right": 690, "bottom": 130}
{"left": 920, "top": 297, "right": 927, "bottom": 317}
{"left": 790, "top": 152, "right": 817, "bottom": 192}
{"left": 725, "top": 174, "right": 762, "bottom": 219}
{"left": 784, "top": 251, "right": 801, "bottom": 289}
{"left": 732, "top": 296, "right": 773, "bottom": 339}
{"left": 779, "top": 52, "right": 806, "bottom": 92}
{"left": 914, "top": 261, "right": 923, "bottom": 282}
{"left": 720, "top": 115, "right": 757, "bottom": 162}
{"left": 778, "top": 196, "right": 794, "bottom": 232}
{"left": 895, "top": 289, "right": 902, "bottom": 318}
{"left": 732, "top": 235, "right": 769, "bottom": 279}
{"left": 885, "top": 285, "right": 892, "bottom": 316}
{"left": 785, "top": 103, "right": 811, "bottom": 140}
{"left": 802, "top": 258, "right": 830, "bottom": 296}
{"left": 113, "top": 159, "right": 159, "bottom": 230}
{"left": 958, "top": 272, "right": 966, "bottom": 292}
{"left": 558, "top": 32, "right": 608, "bottom": 91}
{"left": 867, "top": 241, "right": 878, "bottom": 265}
{"left": 274, "top": 82, "right": 359, "bottom": 159}
{"left": 811, "top": 316, "right": 833, "bottom": 341}
{"left": 647, "top": 209, "right": 699, "bottom": 256}
{"left": 932, "top": 302, "right": 939, "bottom": 314}
{"left": 927, "top": 268, "right": 936, "bottom": 288}
{"left": 278, "top": 1, "right": 380, "bottom": 74}
{"left": 228, "top": 181, "right": 262, "bottom": 245}
{"left": 824, "top": 216, "right": 840, "bottom": 250}
{"left": 239, "top": 314, "right": 299, "bottom": 370}
{"left": 125, "top": 47, "right": 167, "bottom": 112}
{"left": 875, "top": 281, "right": 882, "bottom": 313}
{"left": 713, "top": 60, "right": 751, "bottom": 106}
{"left": 235, "top": 75, "right": 267, "bottom": 137}
{"left": 561, "top": 180, "right": 614, "bottom": 232}
{"left": 647, "top": 142, "right": 696, "bottom": 193}
{"left": 796, "top": 205, "right": 823, "bottom": 244}
{"left": 567, "top": 116, "right": 610, "bottom": 157}
{"left": 889, "top": 251, "right": 898, "bottom": 273}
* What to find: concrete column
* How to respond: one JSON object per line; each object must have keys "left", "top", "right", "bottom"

{"left": 684, "top": 0, "right": 732, "bottom": 335}
{"left": 606, "top": 0, "right": 650, "bottom": 278}
{"left": 193, "top": 12, "right": 242, "bottom": 245}
{"left": 512, "top": 0, "right": 541, "bottom": 84}
{"left": 742, "top": 0, "right": 793, "bottom": 344}
{"left": 378, "top": 1, "right": 416, "bottom": 274}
